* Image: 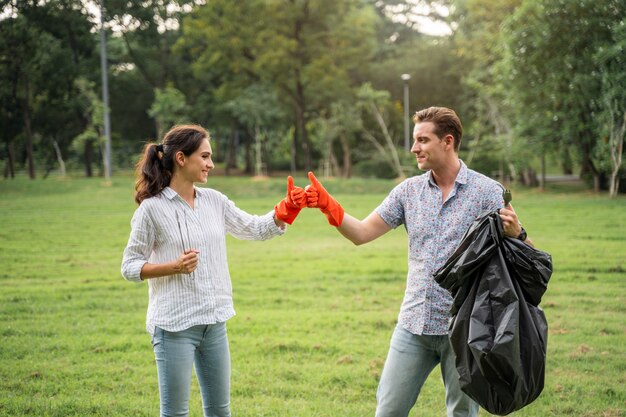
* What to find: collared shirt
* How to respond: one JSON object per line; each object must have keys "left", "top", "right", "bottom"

{"left": 375, "top": 161, "right": 504, "bottom": 335}
{"left": 121, "top": 186, "right": 284, "bottom": 335}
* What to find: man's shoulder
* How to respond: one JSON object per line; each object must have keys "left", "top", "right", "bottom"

{"left": 401, "top": 172, "right": 430, "bottom": 188}
{"left": 465, "top": 168, "right": 503, "bottom": 190}
{"left": 386, "top": 173, "right": 429, "bottom": 199}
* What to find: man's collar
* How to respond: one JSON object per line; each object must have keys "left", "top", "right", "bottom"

{"left": 456, "top": 160, "right": 468, "bottom": 185}
{"left": 427, "top": 159, "right": 468, "bottom": 186}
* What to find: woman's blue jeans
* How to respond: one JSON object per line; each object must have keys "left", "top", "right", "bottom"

{"left": 151, "top": 323, "right": 231, "bottom": 417}
{"left": 375, "top": 325, "right": 479, "bottom": 417}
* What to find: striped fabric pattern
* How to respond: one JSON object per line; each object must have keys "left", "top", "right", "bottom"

{"left": 121, "top": 186, "right": 284, "bottom": 335}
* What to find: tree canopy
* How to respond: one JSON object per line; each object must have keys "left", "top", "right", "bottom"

{"left": 1, "top": 0, "right": 624, "bottom": 193}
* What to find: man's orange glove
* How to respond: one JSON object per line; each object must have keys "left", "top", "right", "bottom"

{"left": 305, "top": 171, "right": 344, "bottom": 227}
{"left": 274, "top": 176, "right": 307, "bottom": 225}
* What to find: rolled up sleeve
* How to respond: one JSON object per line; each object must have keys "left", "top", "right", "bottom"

{"left": 121, "top": 206, "right": 155, "bottom": 283}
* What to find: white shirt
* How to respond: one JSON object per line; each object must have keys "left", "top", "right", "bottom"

{"left": 121, "top": 186, "right": 284, "bottom": 335}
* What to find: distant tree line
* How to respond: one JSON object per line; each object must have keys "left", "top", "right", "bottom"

{"left": 1, "top": 0, "right": 624, "bottom": 195}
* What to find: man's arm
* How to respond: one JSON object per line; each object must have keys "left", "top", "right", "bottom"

{"left": 337, "top": 211, "right": 392, "bottom": 246}
{"left": 304, "top": 171, "right": 393, "bottom": 245}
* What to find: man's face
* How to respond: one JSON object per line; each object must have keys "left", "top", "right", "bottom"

{"left": 411, "top": 121, "right": 449, "bottom": 171}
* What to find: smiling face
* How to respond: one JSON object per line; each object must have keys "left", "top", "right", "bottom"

{"left": 176, "top": 138, "right": 214, "bottom": 184}
{"left": 411, "top": 121, "right": 452, "bottom": 171}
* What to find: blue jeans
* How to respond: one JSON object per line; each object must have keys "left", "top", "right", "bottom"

{"left": 375, "top": 325, "right": 478, "bottom": 417}
{"left": 151, "top": 323, "right": 231, "bottom": 417}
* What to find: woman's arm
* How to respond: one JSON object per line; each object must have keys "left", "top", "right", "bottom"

{"left": 139, "top": 250, "right": 199, "bottom": 280}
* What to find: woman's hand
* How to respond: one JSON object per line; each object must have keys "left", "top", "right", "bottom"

{"left": 174, "top": 249, "right": 200, "bottom": 274}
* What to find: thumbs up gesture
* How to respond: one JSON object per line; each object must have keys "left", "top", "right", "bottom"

{"left": 274, "top": 176, "right": 306, "bottom": 225}
{"left": 304, "top": 171, "right": 345, "bottom": 227}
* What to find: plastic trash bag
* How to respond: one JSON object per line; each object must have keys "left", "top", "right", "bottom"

{"left": 433, "top": 211, "right": 552, "bottom": 415}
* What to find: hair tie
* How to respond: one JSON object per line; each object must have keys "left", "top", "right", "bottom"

{"left": 156, "top": 144, "right": 164, "bottom": 153}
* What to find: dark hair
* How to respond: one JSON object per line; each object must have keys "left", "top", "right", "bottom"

{"left": 134, "top": 124, "right": 210, "bottom": 205}
{"left": 412, "top": 107, "right": 463, "bottom": 152}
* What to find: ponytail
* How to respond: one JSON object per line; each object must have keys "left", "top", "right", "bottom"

{"left": 134, "top": 124, "right": 210, "bottom": 205}
{"left": 134, "top": 143, "right": 171, "bottom": 205}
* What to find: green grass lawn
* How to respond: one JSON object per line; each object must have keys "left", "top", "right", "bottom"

{"left": 0, "top": 174, "right": 624, "bottom": 417}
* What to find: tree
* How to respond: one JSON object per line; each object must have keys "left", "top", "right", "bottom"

{"left": 596, "top": 19, "right": 626, "bottom": 197}
{"left": 254, "top": 0, "right": 379, "bottom": 172}
{"left": 0, "top": 1, "right": 95, "bottom": 178}
{"left": 310, "top": 101, "right": 363, "bottom": 178}
{"left": 175, "top": 0, "right": 267, "bottom": 173}
{"left": 500, "top": 0, "right": 623, "bottom": 191}
{"left": 357, "top": 83, "right": 405, "bottom": 179}
{"left": 105, "top": 0, "right": 203, "bottom": 135}
{"left": 224, "top": 84, "right": 286, "bottom": 177}
{"left": 148, "top": 86, "right": 190, "bottom": 139}
{"left": 450, "top": 0, "right": 522, "bottom": 183}
{"left": 178, "top": 0, "right": 380, "bottom": 175}
{"left": 73, "top": 78, "right": 108, "bottom": 177}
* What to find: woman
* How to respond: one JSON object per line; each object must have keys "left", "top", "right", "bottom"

{"left": 121, "top": 124, "right": 305, "bottom": 417}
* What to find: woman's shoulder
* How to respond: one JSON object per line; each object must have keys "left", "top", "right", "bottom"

{"left": 139, "top": 191, "right": 168, "bottom": 207}
{"left": 196, "top": 186, "right": 229, "bottom": 205}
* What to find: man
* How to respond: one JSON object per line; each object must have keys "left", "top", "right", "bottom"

{"left": 305, "top": 106, "right": 532, "bottom": 417}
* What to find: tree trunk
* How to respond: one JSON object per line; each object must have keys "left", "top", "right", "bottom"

{"left": 370, "top": 101, "right": 405, "bottom": 179}
{"left": 539, "top": 152, "right": 546, "bottom": 191}
{"left": 84, "top": 140, "right": 94, "bottom": 177}
{"left": 20, "top": 97, "right": 36, "bottom": 179}
{"left": 4, "top": 142, "right": 15, "bottom": 178}
{"left": 608, "top": 112, "right": 625, "bottom": 198}
{"left": 561, "top": 146, "right": 573, "bottom": 175}
{"left": 291, "top": 118, "right": 297, "bottom": 175}
{"left": 295, "top": 81, "right": 311, "bottom": 172}
{"left": 243, "top": 133, "right": 253, "bottom": 175}
{"left": 254, "top": 124, "right": 265, "bottom": 177}
{"left": 225, "top": 123, "right": 238, "bottom": 176}
{"left": 329, "top": 149, "right": 340, "bottom": 178}
{"left": 580, "top": 152, "right": 599, "bottom": 193}
{"left": 52, "top": 139, "right": 66, "bottom": 177}
{"left": 339, "top": 134, "right": 352, "bottom": 178}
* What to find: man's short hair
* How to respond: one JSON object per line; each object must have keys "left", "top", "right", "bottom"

{"left": 413, "top": 107, "right": 463, "bottom": 152}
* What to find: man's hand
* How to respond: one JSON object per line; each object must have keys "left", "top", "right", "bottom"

{"left": 500, "top": 204, "right": 521, "bottom": 238}
{"left": 500, "top": 203, "right": 533, "bottom": 246}
{"left": 305, "top": 171, "right": 344, "bottom": 226}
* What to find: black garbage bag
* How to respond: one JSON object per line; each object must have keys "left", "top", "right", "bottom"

{"left": 433, "top": 211, "right": 552, "bottom": 416}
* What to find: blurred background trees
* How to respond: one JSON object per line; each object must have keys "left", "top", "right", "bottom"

{"left": 1, "top": 0, "right": 624, "bottom": 194}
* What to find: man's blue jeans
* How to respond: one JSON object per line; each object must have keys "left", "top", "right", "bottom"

{"left": 375, "top": 325, "right": 479, "bottom": 417}
{"left": 151, "top": 323, "right": 231, "bottom": 417}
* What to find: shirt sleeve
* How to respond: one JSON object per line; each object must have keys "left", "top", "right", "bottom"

{"left": 121, "top": 205, "right": 155, "bottom": 283}
{"left": 375, "top": 181, "right": 406, "bottom": 229}
{"left": 223, "top": 196, "right": 285, "bottom": 240}
{"left": 484, "top": 181, "right": 506, "bottom": 212}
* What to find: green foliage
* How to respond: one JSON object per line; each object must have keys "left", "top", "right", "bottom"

{"left": 1, "top": 0, "right": 624, "bottom": 190}
{"left": 0, "top": 176, "right": 625, "bottom": 416}
{"left": 148, "top": 85, "right": 190, "bottom": 138}
{"left": 499, "top": 0, "right": 623, "bottom": 181}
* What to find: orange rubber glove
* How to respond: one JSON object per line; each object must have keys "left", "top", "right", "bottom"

{"left": 274, "top": 176, "right": 306, "bottom": 225}
{"left": 305, "top": 171, "right": 345, "bottom": 227}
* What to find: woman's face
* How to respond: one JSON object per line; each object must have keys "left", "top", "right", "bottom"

{"left": 177, "top": 138, "right": 214, "bottom": 184}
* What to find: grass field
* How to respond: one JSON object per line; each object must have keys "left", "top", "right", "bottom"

{"left": 0, "top": 174, "right": 624, "bottom": 417}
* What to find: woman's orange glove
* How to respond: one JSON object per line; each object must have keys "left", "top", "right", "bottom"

{"left": 305, "top": 171, "right": 345, "bottom": 227}
{"left": 274, "top": 176, "right": 306, "bottom": 224}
